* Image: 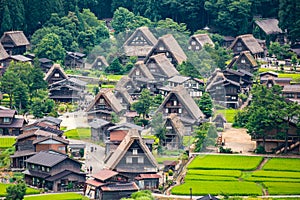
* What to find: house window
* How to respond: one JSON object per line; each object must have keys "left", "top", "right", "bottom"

{"left": 159, "top": 46, "right": 164, "bottom": 50}
{"left": 42, "top": 166, "right": 45, "bottom": 171}
{"left": 237, "top": 42, "right": 242, "bottom": 46}
{"left": 127, "top": 85, "right": 132, "bottom": 89}
{"left": 46, "top": 168, "right": 50, "bottom": 172}
{"left": 135, "top": 70, "right": 140, "bottom": 76}
{"left": 126, "top": 157, "right": 132, "bottom": 164}
{"left": 54, "top": 73, "right": 60, "bottom": 77}
{"left": 173, "top": 100, "right": 177, "bottom": 106}
{"left": 195, "top": 46, "right": 200, "bottom": 50}
{"left": 232, "top": 96, "right": 236, "bottom": 100}
{"left": 188, "top": 46, "right": 192, "bottom": 50}
{"left": 99, "top": 98, "right": 105, "bottom": 103}
{"left": 191, "top": 41, "right": 196, "bottom": 45}
{"left": 241, "top": 59, "right": 246, "bottom": 63}
{"left": 297, "top": 93, "right": 300, "bottom": 98}
{"left": 3, "top": 118, "right": 10, "bottom": 123}
{"left": 237, "top": 47, "right": 242, "bottom": 51}
{"left": 97, "top": 62, "right": 102, "bottom": 66}
{"left": 138, "top": 157, "right": 144, "bottom": 164}
{"left": 178, "top": 108, "right": 182, "bottom": 114}
{"left": 58, "top": 146, "right": 65, "bottom": 151}
{"left": 165, "top": 108, "right": 169, "bottom": 113}
{"left": 166, "top": 52, "right": 169, "bottom": 56}
{"left": 31, "top": 164, "right": 35, "bottom": 169}
{"left": 133, "top": 149, "right": 138, "bottom": 155}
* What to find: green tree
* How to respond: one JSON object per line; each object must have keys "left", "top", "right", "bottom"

{"left": 151, "top": 112, "right": 166, "bottom": 148}
{"left": 203, "top": 124, "right": 218, "bottom": 149}
{"left": 0, "top": 5, "right": 12, "bottom": 34}
{"left": 269, "top": 42, "right": 292, "bottom": 60}
{"left": 193, "top": 122, "right": 210, "bottom": 152}
{"left": 6, "top": 181, "right": 26, "bottom": 200}
{"left": 111, "top": 7, "right": 135, "bottom": 34}
{"left": 197, "top": 92, "right": 213, "bottom": 118}
{"left": 180, "top": 61, "right": 201, "bottom": 78}
{"left": 105, "top": 58, "right": 123, "bottom": 74}
{"left": 31, "top": 98, "right": 56, "bottom": 118}
{"left": 132, "top": 89, "right": 152, "bottom": 118}
{"left": 0, "top": 70, "right": 19, "bottom": 108}
{"left": 13, "top": 81, "right": 29, "bottom": 112}
{"left": 34, "top": 33, "right": 66, "bottom": 62}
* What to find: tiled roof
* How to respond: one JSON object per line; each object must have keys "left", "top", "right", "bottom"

{"left": 100, "top": 182, "right": 139, "bottom": 191}
{"left": 36, "top": 116, "right": 62, "bottom": 126}
{"left": 32, "top": 135, "right": 69, "bottom": 145}
{"left": 89, "top": 118, "right": 113, "bottom": 129}
{"left": 0, "top": 109, "right": 16, "bottom": 118}
{"left": 92, "top": 169, "right": 118, "bottom": 182}
{"left": 109, "top": 131, "right": 127, "bottom": 142}
{"left": 282, "top": 84, "right": 300, "bottom": 92}
{"left": 25, "top": 151, "right": 68, "bottom": 167}
{"left": 138, "top": 174, "right": 161, "bottom": 179}
{"left": 0, "top": 118, "right": 25, "bottom": 128}
{"left": 86, "top": 179, "right": 105, "bottom": 187}
{"left": 46, "top": 170, "right": 85, "bottom": 181}
{"left": 23, "top": 169, "right": 49, "bottom": 179}
{"left": 107, "top": 123, "right": 143, "bottom": 132}
{"left": 10, "top": 150, "right": 36, "bottom": 158}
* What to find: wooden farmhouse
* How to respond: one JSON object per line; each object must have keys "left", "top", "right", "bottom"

{"left": 91, "top": 56, "right": 109, "bottom": 70}
{"left": 85, "top": 169, "right": 138, "bottom": 200}
{"left": 260, "top": 77, "right": 292, "bottom": 88}
{"left": 0, "top": 109, "right": 26, "bottom": 136}
{"left": 221, "top": 36, "right": 235, "bottom": 48}
{"left": 145, "top": 53, "right": 179, "bottom": 86}
{"left": 213, "top": 114, "right": 227, "bottom": 129}
{"left": 229, "top": 34, "right": 264, "bottom": 58}
{"left": 105, "top": 123, "right": 143, "bottom": 157}
{"left": 157, "top": 85, "right": 205, "bottom": 132}
{"left": 227, "top": 51, "right": 258, "bottom": 73}
{"left": 48, "top": 77, "right": 87, "bottom": 102}
{"left": 89, "top": 118, "right": 115, "bottom": 141}
{"left": 162, "top": 113, "right": 185, "bottom": 150}
{"left": 164, "top": 75, "right": 204, "bottom": 98}
{"left": 104, "top": 129, "right": 160, "bottom": 187}
{"left": 86, "top": 89, "right": 124, "bottom": 122}
{"left": 223, "top": 69, "right": 253, "bottom": 89}
{"left": 65, "top": 51, "right": 86, "bottom": 68}
{"left": 144, "top": 34, "right": 187, "bottom": 67}
{"left": 38, "top": 58, "right": 53, "bottom": 73}
{"left": 188, "top": 34, "right": 214, "bottom": 51}
{"left": 254, "top": 18, "right": 284, "bottom": 44}
{"left": 282, "top": 85, "right": 300, "bottom": 101}
{"left": 115, "top": 76, "right": 137, "bottom": 95}
{"left": 44, "top": 64, "right": 68, "bottom": 84}
{"left": 251, "top": 119, "right": 300, "bottom": 154}
{"left": 114, "top": 88, "right": 134, "bottom": 110}
{"left": 0, "top": 31, "right": 30, "bottom": 55}
{"left": 23, "top": 151, "right": 86, "bottom": 192}
{"left": 123, "top": 26, "right": 157, "bottom": 60}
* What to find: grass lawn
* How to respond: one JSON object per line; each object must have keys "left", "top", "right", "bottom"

{"left": 106, "top": 74, "right": 123, "bottom": 81}
{"left": 0, "top": 184, "right": 39, "bottom": 197}
{"left": 64, "top": 128, "right": 91, "bottom": 140}
{"left": 155, "top": 156, "right": 178, "bottom": 164}
{"left": 215, "top": 109, "right": 238, "bottom": 123}
{"left": 278, "top": 73, "right": 300, "bottom": 82}
{"left": 24, "top": 193, "right": 87, "bottom": 200}
{"left": 264, "top": 182, "right": 300, "bottom": 195}
{"left": 263, "top": 158, "right": 300, "bottom": 172}
{"left": 171, "top": 181, "right": 262, "bottom": 196}
{"left": 0, "top": 137, "right": 15, "bottom": 148}
{"left": 188, "top": 155, "right": 263, "bottom": 170}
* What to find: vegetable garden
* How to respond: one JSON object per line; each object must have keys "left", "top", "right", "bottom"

{"left": 172, "top": 155, "right": 300, "bottom": 196}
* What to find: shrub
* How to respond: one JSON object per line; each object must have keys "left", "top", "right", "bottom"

{"left": 216, "top": 127, "right": 224, "bottom": 132}
{"left": 168, "top": 169, "right": 174, "bottom": 176}
{"left": 219, "top": 146, "right": 232, "bottom": 154}
{"left": 254, "top": 145, "right": 266, "bottom": 154}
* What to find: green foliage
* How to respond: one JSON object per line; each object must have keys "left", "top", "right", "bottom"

{"left": 219, "top": 146, "right": 233, "bottom": 154}
{"left": 254, "top": 145, "right": 266, "bottom": 154}
{"left": 268, "top": 42, "right": 293, "bottom": 60}
{"left": 185, "top": 174, "right": 237, "bottom": 181}
{"left": 188, "top": 169, "right": 242, "bottom": 177}
{"left": 233, "top": 110, "right": 249, "bottom": 127}
{"left": 105, "top": 58, "right": 124, "bottom": 74}
{"left": 188, "top": 155, "right": 263, "bottom": 170}
{"left": 132, "top": 89, "right": 152, "bottom": 118}
{"left": 193, "top": 123, "right": 211, "bottom": 152}
{"left": 179, "top": 61, "right": 201, "bottom": 79}
{"left": 111, "top": 112, "right": 120, "bottom": 123}
{"left": 34, "top": 33, "right": 66, "bottom": 63}
{"left": 129, "top": 190, "right": 154, "bottom": 200}
{"left": 197, "top": 92, "right": 213, "bottom": 118}
{"left": 111, "top": 7, "right": 135, "bottom": 34}
{"left": 0, "top": 138, "right": 16, "bottom": 148}
{"left": 0, "top": 5, "right": 12, "bottom": 34}
{"left": 6, "top": 181, "right": 26, "bottom": 200}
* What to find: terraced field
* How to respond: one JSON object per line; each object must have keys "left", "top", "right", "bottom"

{"left": 172, "top": 155, "right": 300, "bottom": 196}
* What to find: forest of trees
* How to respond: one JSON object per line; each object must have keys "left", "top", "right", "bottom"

{"left": 0, "top": 0, "right": 299, "bottom": 44}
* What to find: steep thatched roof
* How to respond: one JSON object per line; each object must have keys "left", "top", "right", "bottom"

{"left": 158, "top": 85, "right": 205, "bottom": 121}
{"left": 115, "top": 87, "right": 134, "bottom": 105}
{"left": 86, "top": 88, "right": 124, "bottom": 113}
{"left": 123, "top": 27, "right": 157, "bottom": 57}
{"left": 1, "top": 31, "right": 30, "bottom": 46}
{"left": 115, "top": 75, "right": 136, "bottom": 91}
{"left": 0, "top": 43, "right": 8, "bottom": 60}
{"left": 91, "top": 56, "right": 109, "bottom": 68}
{"left": 255, "top": 18, "right": 282, "bottom": 35}
{"left": 190, "top": 34, "right": 214, "bottom": 47}
{"left": 104, "top": 129, "right": 158, "bottom": 170}
{"left": 229, "top": 34, "right": 264, "bottom": 54}
{"left": 206, "top": 70, "right": 226, "bottom": 91}
{"left": 44, "top": 64, "right": 68, "bottom": 82}
{"left": 128, "top": 61, "right": 155, "bottom": 80}
{"left": 147, "top": 53, "right": 179, "bottom": 78}
{"left": 146, "top": 34, "right": 187, "bottom": 65}
{"left": 166, "top": 113, "right": 185, "bottom": 137}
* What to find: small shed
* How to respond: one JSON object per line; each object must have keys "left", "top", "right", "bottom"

{"left": 213, "top": 114, "right": 227, "bottom": 129}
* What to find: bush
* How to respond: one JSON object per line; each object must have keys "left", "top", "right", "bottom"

{"left": 216, "top": 127, "right": 224, "bottom": 132}
{"left": 254, "top": 145, "right": 266, "bottom": 154}
{"left": 168, "top": 169, "right": 174, "bottom": 176}
{"left": 219, "top": 146, "right": 233, "bottom": 154}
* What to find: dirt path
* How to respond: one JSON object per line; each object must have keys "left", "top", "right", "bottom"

{"left": 255, "top": 157, "right": 269, "bottom": 171}
{"left": 221, "top": 125, "right": 256, "bottom": 154}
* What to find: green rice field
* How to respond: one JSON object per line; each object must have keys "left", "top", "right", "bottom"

{"left": 0, "top": 184, "right": 39, "bottom": 197}
{"left": 0, "top": 137, "right": 15, "bottom": 148}
{"left": 24, "top": 192, "right": 87, "bottom": 200}
{"left": 215, "top": 109, "right": 238, "bottom": 123}
{"left": 172, "top": 155, "right": 300, "bottom": 196}
{"left": 64, "top": 128, "right": 91, "bottom": 140}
